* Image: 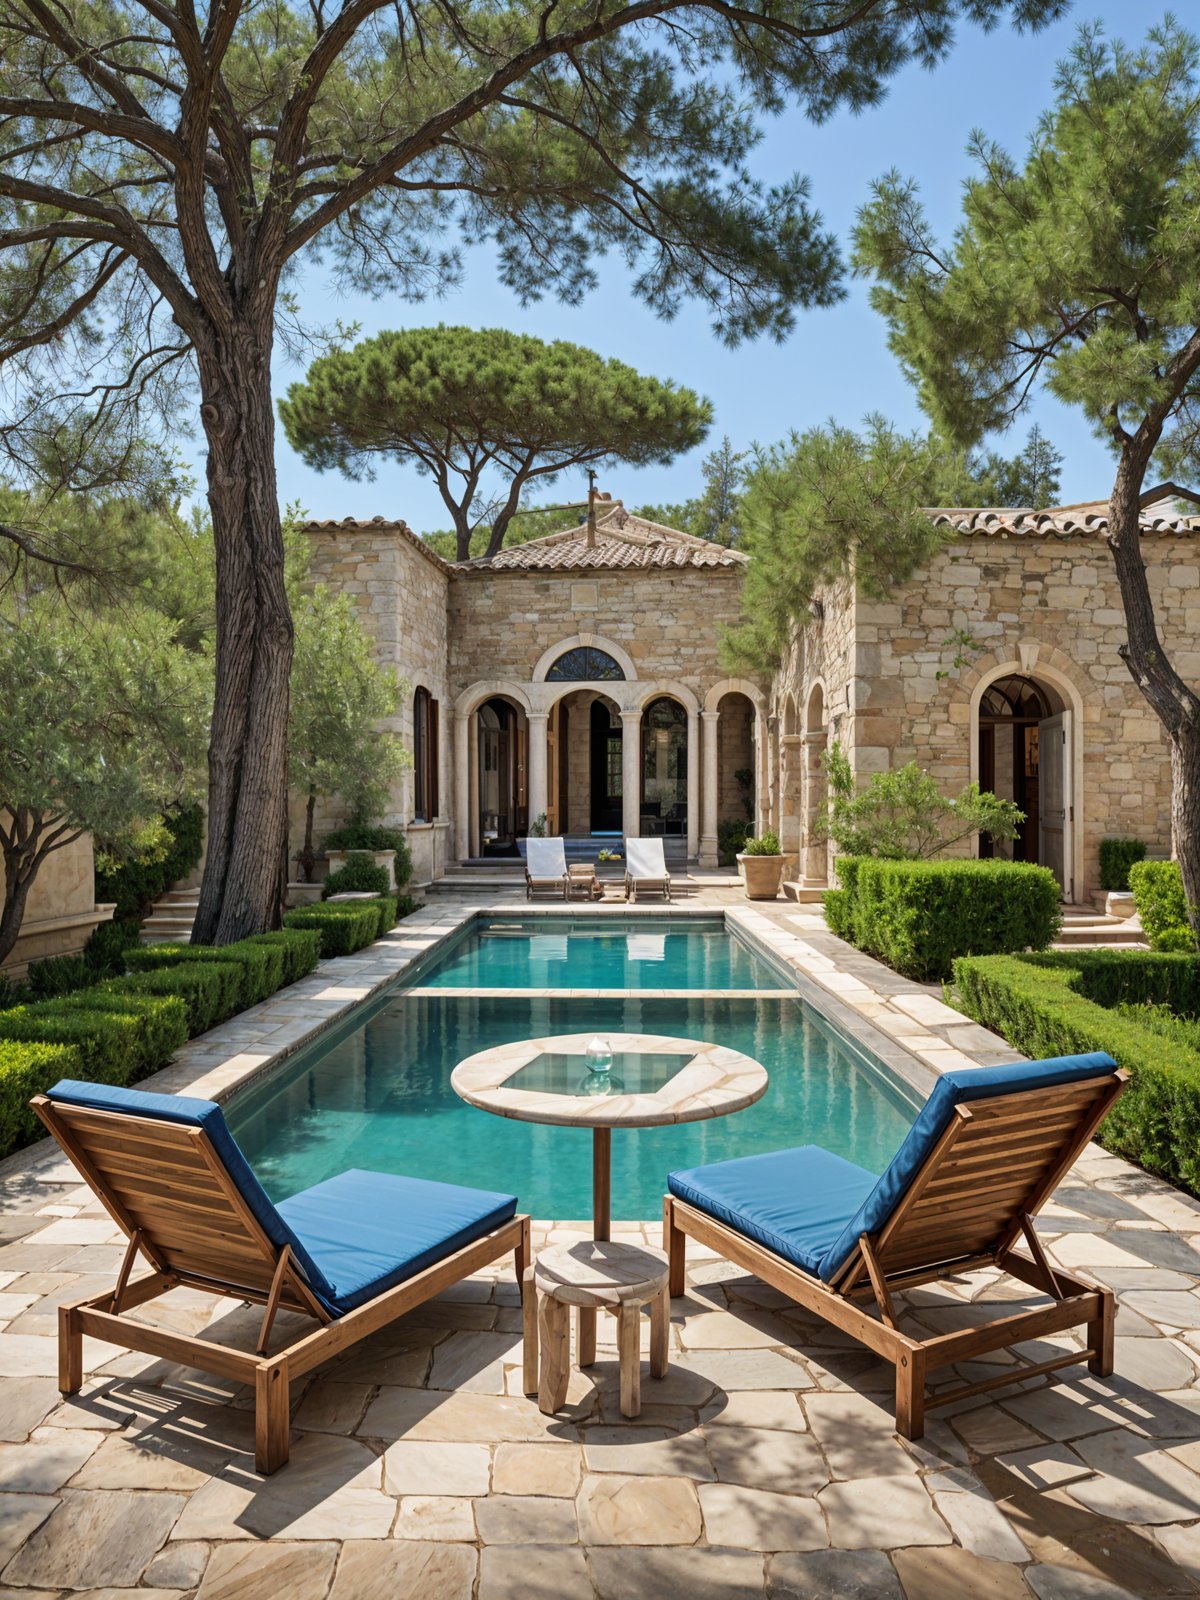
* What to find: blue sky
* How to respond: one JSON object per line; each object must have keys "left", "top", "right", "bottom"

{"left": 270, "top": 1, "right": 1156, "bottom": 536}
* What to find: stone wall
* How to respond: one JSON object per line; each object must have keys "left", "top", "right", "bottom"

{"left": 0, "top": 827, "right": 113, "bottom": 977}
{"left": 298, "top": 522, "right": 453, "bottom": 884}
{"left": 716, "top": 695, "right": 755, "bottom": 824}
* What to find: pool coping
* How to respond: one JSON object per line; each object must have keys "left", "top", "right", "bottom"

{"left": 0, "top": 894, "right": 1020, "bottom": 1196}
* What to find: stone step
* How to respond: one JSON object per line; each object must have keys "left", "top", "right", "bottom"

{"left": 1052, "top": 924, "right": 1147, "bottom": 948}
{"left": 782, "top": 881, "right": 827, "bottom": 904}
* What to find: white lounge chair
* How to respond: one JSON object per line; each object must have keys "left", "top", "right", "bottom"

{"left": 624, "top": 837, "right": 671, "bottom": 902}
{"left": 525, "top": 836, "right": 569, "bottom": 899}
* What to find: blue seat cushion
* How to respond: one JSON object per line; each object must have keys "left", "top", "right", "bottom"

{"left": 668, "top": 1145, "right": 879, "bottom": 1277}
{"left": 46, "top": 1081, "right": 517, "bottom": 1317}
{"left": 816, "top": 1052, "right": 1119, "bottom": 1283}
{"left": 278, "top": 1169, "right": 518, "bottom": 1313}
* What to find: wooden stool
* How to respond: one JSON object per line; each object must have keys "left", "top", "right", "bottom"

{"left": 526, "top": 1240, "right": 669, "bottom": 1418}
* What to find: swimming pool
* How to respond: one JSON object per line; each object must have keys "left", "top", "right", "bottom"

{"left": 227, "top": 915, "right": 918, "bottom": 1220}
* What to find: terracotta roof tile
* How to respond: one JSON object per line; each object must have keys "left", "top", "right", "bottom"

{"left": 926, "top": 505, "right": 1200, "bottom": 538}
{"left": 457, "top": 504, "right": 746, "bottom": 571}
{"left": 302, "top": 514, "right": 454, "bottom": 572}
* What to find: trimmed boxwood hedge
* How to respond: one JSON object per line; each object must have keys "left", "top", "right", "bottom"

{"left": 824, "top": 857, "right": 1062, "bottom": 982}
{"left": 244, "top": 928, "right": 322, "bottom": 985}
{"left": 1128, "top": 860, "right": 1198, "bottom": 952}
{"left": 0, "top": 1039, "right": 82, "bottom": 1158}
{"left": 951, "top": 949, "right": 1200, "bottom": 1195}
{"left": 0, "top": 991, "right": 187, "bottom": 1090}
{"left": 284, "top": 900, "right": 382, "bottom": 957}
{"left": 125, "top": 938, "right": 282, "bottom": 1009}
{"left": 106, "top": 962, "right": 238, "bottom": 1037}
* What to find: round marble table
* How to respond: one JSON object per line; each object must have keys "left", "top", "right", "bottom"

{"left": 451, "top": 1031, "right": 768, "bottom": 1366}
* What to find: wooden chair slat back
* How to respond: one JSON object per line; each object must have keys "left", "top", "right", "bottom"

{"left": 33, "top": 1098, "right": 285, "bottom": 1297}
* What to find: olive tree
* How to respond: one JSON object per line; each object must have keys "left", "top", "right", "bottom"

{"left": 0, "top": 0, "right": 1066, "bottom": 941}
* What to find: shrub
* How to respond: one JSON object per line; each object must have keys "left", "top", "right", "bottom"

{"left": 26, "top": 954, "right": 94, "bottom": 999}
{"left": 284, "top": 901, "right": 381, "bottom": 957}
{"left": 323, "top": 822, "right": 413, "bottom": 889}
{"left": 106, "top": 962, "right": 235, "bottom": 1037}
{"left": 83, "top": 918, "right": 142, "bottom": 977}
{"left": 25, "top": 917, "right": 143, "bottom": 998}
{"left": 395, "top": 894, "right": 421, "bottom": 921}
{"left": 717, "top": 818, "right": 751, "bottom": 867}
{"left": 322, "top": 852, "right": 390, "bottom": 899}
{"left": 1099, "top": 837, "right": 1147, "bottom": 893}
{"left": 125, "top": 938, "right": 282, "bottom": 1008}
{"left": 94, "top": 802, "right": 204, "bottom": 920}
{"left": 372, "top": 895, "right": 398, "bottom": 936}
{"left": 0, "top": 993, "right": 185, "bottom": 1086}
{"left": 951, "top": 949, "right": 1200, "bottom": 1194}
{"left": 0, "top": 1039, "right": 82, "bottom": 1158}
{"left": 245, "top": 928, "right": 322, "bottom": 985}
{"left": 1129, "top": 860, "right": 1197, "bottom": 952}
{"left": 827, "top": 857, "right": 1061, "bottom": 982}
{"left": 741, "top": 828, "right": 782, "bottom": 857}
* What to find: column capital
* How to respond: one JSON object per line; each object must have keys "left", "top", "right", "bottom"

{"left": 525, "top": 709, "right": 550, "bottom": 723}
{"left": 700, "top": 708, "right": 721, "bottom": 724}
{"left": 620, "top": 708, "right": 643, "bottom": 723}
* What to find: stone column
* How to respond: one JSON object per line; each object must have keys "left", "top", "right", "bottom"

{"left": 621, "top": 710, "right": 642, "bottom": 839}
{"left": 467, "top": 713, "right": 480, "bottom": 860}
{"left": 686, "top": 707, "right": 700, "bottom": 862}
{"left": 453, "top": 711, "right": 470, "bottom": 863}
{"left": 700, "top": 709, "right": 720, "bottom": 867}
{"left": 802, "top": 729, "right": 828, "bottom": 883}
{"left": 780, "top": 733, "right": 803, "bottom": 863}
{"left": 763, "top": 712, "right": 779, "bottom": 836}
{"left": 526, "top": 712, "right": 549, "bottom": 832}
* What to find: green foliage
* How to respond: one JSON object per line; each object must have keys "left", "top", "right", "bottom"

{"left": 829, "top": 857, "right": 1061, "bottom": 982}
{"left": 282, "top": 327, "right": 712, "bottom": 561}
{"left": 95, "top": 805, "right": 205, "bottom": 921}
{"left": 244, "top": 929, "right": 323, "bottom": 986}
{"left": 1099, "top": 838, "right": 1149, "bottom": 894}
{"left": 373, "top": 896, "right": 399, "bottom": 937}
{"left": 83, "top": 919, "right": 143, "bottom": 977}
{"left": 635, "top": 437, "right": 749, "bottom": 547}
{"left": 1129, "top": 861, "right": 1198, "bottom": 952}
{"left": 0, "top": 993, "right": 185, "bottom": 1087}
{"left": 741, "top": 829, "right": 782, "bottom": 857}
{"left": 284, "top": 903, "right": 383, "bottom": 958}
{"left": 717, "top": 819, "right": 752, "bottom": 867}
{"left": 951, "top": 950, "right": 1200, "bottom": 1194}
{"left": 323, "top": 855, "right": 390, "bottom": 899}
{"left": 0, "top": 1039, "right": 82, "bottom": 1160}
{"left": 25, "top": 956, "right": 94, "bottom": 1001}
{"left": 394, "top": 895, "right": 421, "bottom": 922}
{"left": 126, "top": 939, "right": 283, "bottom": 1009}
{"left": 323, "top": 824, "right": 413, "bottom": 890}
{"left": 109, "top": 963, "right": 234, "bottom": 1037}
{"left": 819, "top": 743, "right": 1022, "bottom": 860}
{"left": 527, "top": 814, "right": 549, "bottom": 839}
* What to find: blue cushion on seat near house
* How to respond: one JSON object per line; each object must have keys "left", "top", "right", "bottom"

{"left": 278, "top": 1169, "right": 518, "bottom": 1313}
{"left": 668, "top": 1145, "right": 878, "bottom": 1276}
{"left": 45, "top": 1080, "right": 518, "bottom": 1317}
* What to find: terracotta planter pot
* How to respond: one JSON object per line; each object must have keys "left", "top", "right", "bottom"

{"left": 737, "top": 853, "right": 786, "bottom": 902}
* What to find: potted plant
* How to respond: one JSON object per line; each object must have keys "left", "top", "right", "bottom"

{"left": 515, "top": 813, "right": 549, "bottom": 861}
{"left": 737, "top": 829, "right": 786, "bottom": 901}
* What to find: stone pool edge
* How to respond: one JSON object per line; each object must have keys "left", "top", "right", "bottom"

{"left": 0, "top": 895, "right": 1022, "bottom": 1195}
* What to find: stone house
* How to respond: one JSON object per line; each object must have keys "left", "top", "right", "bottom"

{"left": 300, "top": 491, "right": 1193, "bottom": 906}
{"left": 0, "top": 828, "right": 114, "bottom": 977}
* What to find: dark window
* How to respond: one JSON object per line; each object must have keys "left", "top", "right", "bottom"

{"left": 413, "top": 687, "right": 439, "bottom": 821}
{"left": 546, "top": 646, "right": 625, "bottom": 682}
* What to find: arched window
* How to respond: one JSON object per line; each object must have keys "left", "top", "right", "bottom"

{"left": 413, "top": 687, "right": 439, "bottom": 821}
{"left": 546, "top": 646, "right": 626, "bottom": 682}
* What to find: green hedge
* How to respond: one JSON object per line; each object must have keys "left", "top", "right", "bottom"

{"left": 95, "top": 803, "right": 204, "bottom": 920}
{"left": 0, "top": 1039, "right": 82, "bottom": 1159}
{"left": 0, "top": 991, "right": 186, "bottom": 1089}
{"left": 951, "top": 949, "right": 1200, "bottom": 1194}
{"left": 284, "top": 900, "right": 382, "bottom": 957}
{"left": 107, "top": 962, "right": 237, "bottom": 1036}
{"left": 824, "top": 857, "right": 1062, "bottom": 982}
{"left": 1129, "top": 860, "right": 1197, "bottom": 952}
{"left": 1099, "top": 836, "right": 1147, "bottom": 893}
{"left": 126, "top": 938, "right": 282, "bottom": 1008}
{"left": 58, "top": 987, "right": 190, "bottom": 1066}
{"left": 244, "top": 928, "right": 322, "bottom": 985}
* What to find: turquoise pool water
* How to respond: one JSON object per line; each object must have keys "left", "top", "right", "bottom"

{"left": 419, "top": 915, "right": 778, "bottom": 990}
{"left": 228, "top": 919, "right": 917, "bottom": 1219}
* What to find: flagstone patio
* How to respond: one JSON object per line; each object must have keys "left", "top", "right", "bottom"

{"left": 1, "top": 893, "right": 1199, "bottom": 1596}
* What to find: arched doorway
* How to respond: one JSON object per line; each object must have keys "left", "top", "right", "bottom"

{"left": 550, "top": 690, "right": 624, "bottom": 836}
{"left": 802, "top": 684, "right": 827, "bottom": 883}
{"left": 976, "top": 672, "right": 1072, "bottom": 891}
{"left": 716, "top": 691, "right": 756, "bottom": 829}
{"left": 640, "top": 697, "right": 688, "bottom": 838}
{"left": 477, "top": 696, "right": 526, "bottom": 854}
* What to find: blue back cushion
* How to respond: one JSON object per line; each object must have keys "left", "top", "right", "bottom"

{"left": 45, "top": 1079, "right": 339, "bottom": 1306}
{"left": 817, "top": 1052, "right": 1119, "bottom": 1282}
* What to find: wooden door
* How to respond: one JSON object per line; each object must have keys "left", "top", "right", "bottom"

{"left": 1038, "top": 710, "right": 1073, "bottom": 899}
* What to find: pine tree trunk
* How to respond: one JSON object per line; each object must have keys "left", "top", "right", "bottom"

{"left": 191, "top": 319, "right": 294, "bottom": 946}
{"left": 1107, "top": 441, "right": 1200, "bottom": 936}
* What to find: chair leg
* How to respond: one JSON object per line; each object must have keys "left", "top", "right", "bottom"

{"left": 577, "top": 1306, "right": 597, "bottom": 1368}
{"left": 522, "top": 1267, "right": 539, "bottom": 1397}
{"left": 514, "top": 1215, "right": 531, "bottom": 1284}
{"left": 663, "top": 1196, "right": 686, "bottom": 1297}
{"left": 255, "top": 1358, "right": 291, "bottom": 1475}
{"left": 538, "top": 1295, "right": 570, "bottom": 1416}
{"left": 1088, "top": 1289, "right": 1116, "bottom": 1377}
{"left": 58, "top": 1303, "right": 83, "bottom": 1395}
{"left": 617, "top": 1303, "right": 641, "bottom": 1418}
{"left": 649, "top": 1289, "right": 669, "bottom": 1379}
{"left": 894, "top": 1347, "right": 926, "bottom": 1441}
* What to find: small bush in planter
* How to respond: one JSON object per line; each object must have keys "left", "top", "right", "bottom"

{"left": 1129, "top": 860, "right": 1197, "bottom": 951}
{"left": 1099, "top": 837, "right": 1147, "bottom": 893}
{"left": 322, "top": 824, "right": 413, "bottom": 889}
{"left": 740, "top": 829, "right": 782, "bottom": 856}
{"left": 322, "top": 852, "right": 389, "bottom": 899}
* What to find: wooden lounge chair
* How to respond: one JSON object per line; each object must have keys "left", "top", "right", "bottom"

{"left": 663, "top": 1052, "right": 1126, "bottom": 1438}
{"left": 624, "top": 837, "right": 671, "bottom": 902}
{"left": 525, "top": 836, "right": 569, "bottom": 900}
{"left": 32, "top": 1080, "right": 531, "bottom": 1474}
